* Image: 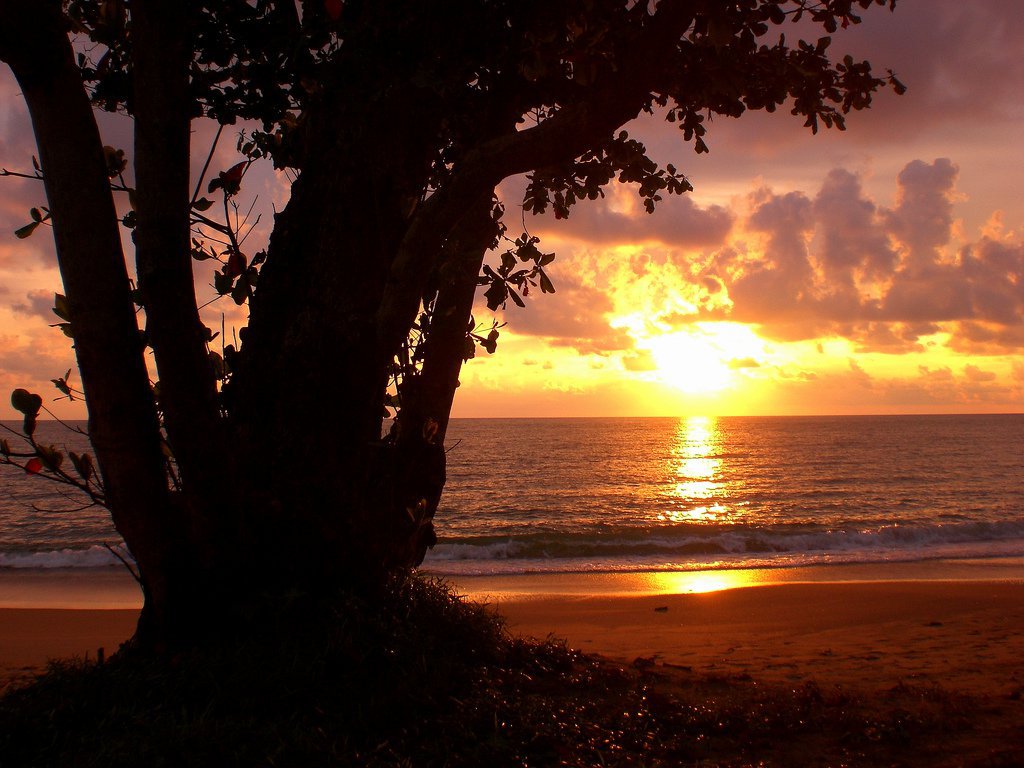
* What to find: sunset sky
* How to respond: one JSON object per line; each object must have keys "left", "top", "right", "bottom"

{"left": 1, "top": 0, "right": 1022, "bottom": 420}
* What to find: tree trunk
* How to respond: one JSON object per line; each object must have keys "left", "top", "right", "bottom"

{"left": 132, "top": 0, "right": 227, "bottom": 558}
{"left": 227, "top": 102, "right": 422, "bottom": 588}
{"left": 0, "top": 0, "right": 182, "bottom": 646}
{"left": 226, "top": 89, "right": 498, "bottom": 587}
{"left": 382, "top": 200, "right": 500, "bottom": 567}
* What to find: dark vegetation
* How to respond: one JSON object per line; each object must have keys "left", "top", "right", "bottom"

{"left": 2, "top": 579, "right": 1020, "bottom": 767}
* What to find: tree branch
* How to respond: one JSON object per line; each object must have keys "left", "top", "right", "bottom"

{"left": 133, "top": 0, "right": 228, "bottom": 538}
{"left": 375, "top": 0, "right": 698, "bottom": 355}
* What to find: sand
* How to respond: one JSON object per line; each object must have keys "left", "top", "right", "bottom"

{"left": 0, "top": 608, "right": 138, "bottom": 692}
{"left": 493, "top": 581, "right": 1024, "bottom": 696}
{"left": 2, "top": 574, "right": 1023, "bottom": 700}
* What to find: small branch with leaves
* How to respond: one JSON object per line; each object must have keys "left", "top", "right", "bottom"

{"left": 1, "top": 389, "right": 106, "bottom": 508}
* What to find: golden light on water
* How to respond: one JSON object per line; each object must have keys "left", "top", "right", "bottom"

{"left": 661, "top": 416, "right": 731, "bottom": 524}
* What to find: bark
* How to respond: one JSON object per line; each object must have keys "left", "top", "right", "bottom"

{"left": 0, "top": 0, "right": 179, "bottom": 643}
{"left": 383, "top": 200, "right": 500, "bottom": 568}
{"left": 408, "top": 201, "right": 498, "bottom": 444}
{"left": 227, "top": 96, "right": 433, "bottom": 587}
{"left": 132, "top": 0, "right": 227, "bottom": 561}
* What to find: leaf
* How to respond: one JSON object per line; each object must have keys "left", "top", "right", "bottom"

{"left": 538, "top": 270, "right": 555, "bottom": 294}
{"left": 461, "top": 336, "right": 476, "bottom": 361}
{"left": 483, "top": 280, "right": 507, "bottom": 311}
{"left": 223, "top": 161, "right": 246, "bottom": 183}
{"left": 38, "top": 445, "right": 63, "bottom": 471}
{"left": 53, "top": 293, "right": 71, "bottom": 321}
{"left": 30, "top": 207, "right": 42, "bottom": 222}
{"left": 230, "top": 274, "right": 251, "bottom": 305}
{"left": 51, "top": 369, "right": 74, "bottom": 400}
{"left": 213, "top": 270, "right": 234, "bottom": 295}
{"left": 507, "top": 286, "right": 526, "bottom": 308}
{"left": 210, "top": 162, "right": 247, "bottom": 195}
{"left": 51, "top": 377, "right": 73, "bottom": 398}
{"left": 25, "top": 458, "right": 42, "bottom": 475}
{"left": 69, "top": 451, "right": 94, "bottom": 482}
{"left": 11, "top": 389, "right": 42, "bottom": 416}
{"left": 226, "top": 250, "right": 247, "bottom": 279}
{"left": 102, "top": 146, "right": 127, "bottom": 178}
{"left": 517, "top": 241, "right": 541, "bottom": 263}
{"left": 192, "top": 197, "right": 215, "bottom": 212}
{"left": 15, "top": 222, "right": 40, "bottom": 239}
{"left": 23, "top": 414, "right": 37, "bottom": 438}
{"left": 482, "top": 328, "right": 499, "bottom": 354}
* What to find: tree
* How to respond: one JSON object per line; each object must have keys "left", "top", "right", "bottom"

{"left": 0, "top": 0, "right": 902, "bottom": 649}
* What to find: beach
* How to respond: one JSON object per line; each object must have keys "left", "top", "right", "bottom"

{"left": 496, "top": 580, "right": 1024, "bottom": 696}
{"left": 4, "top": 569, "right": 1024, "bottom": 764}
{"left": 3, "top": 568, "right": 1023, "bottom": 701}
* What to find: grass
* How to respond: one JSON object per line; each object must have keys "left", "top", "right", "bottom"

{"left": 1, "top": 577, "right": 1020, "bottom": 767}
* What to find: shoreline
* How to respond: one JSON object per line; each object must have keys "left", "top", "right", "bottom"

{"left": 1, "top": 555, "right": 1023, "bottom": 609}
{"left": 2, "top": 565, "right": 1023, "bottom": 700}
{"left": 441, "top": 557, "right": 1024, "bottom": 602}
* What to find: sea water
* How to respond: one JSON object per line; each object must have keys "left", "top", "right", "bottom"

{"left": 1, "top": 416, "right": 1022, "bottom": 577}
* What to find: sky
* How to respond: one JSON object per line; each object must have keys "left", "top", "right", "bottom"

{"left": 1, "top": 0, "right": 1022, "bottom": 420}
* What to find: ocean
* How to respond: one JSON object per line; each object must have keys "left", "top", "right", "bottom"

{"left": 2, "top": 415, "right": 1023, "bottom": 578}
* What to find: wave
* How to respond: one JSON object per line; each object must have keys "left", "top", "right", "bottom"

{"left": 5, "top": 520, "right": 1024, "bottom": 574}
{"left": 423, "top": 519, "right": 1024, "bottom": 574}
{"left": 0, "top": 545, "right": 127, "bottom": 569}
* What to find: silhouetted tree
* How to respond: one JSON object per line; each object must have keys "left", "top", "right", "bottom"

{"left": 0, "top": 0, "right": 902, "bottom": 648}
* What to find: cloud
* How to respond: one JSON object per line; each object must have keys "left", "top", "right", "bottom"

{"left": 813, "top": 168, "right": 898, "bottom": 284}
{"left": 0, "top": 329, "right": 77, "bottom": 416}
{"left": 963, "top": 363, "right": 996, "bottom": 383}
{"left": 11, "top": 289, "right": 53, "bottom": 320}
{"left": 534, "top": 188, "right": 733, "bottom": 249}
{"left": 757, "top": 356, "right": 1022, "bottom": 415}
{"left": 622, "top": 350, "right": 657, "bottom": 372}
{"left": 679, "top": 160, "right": 1024, "bottom": 354}
{"left": 486, "top": 272, "right": 632, "bottom": 355}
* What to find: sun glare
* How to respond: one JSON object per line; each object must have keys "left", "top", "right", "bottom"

{"left": 642, "top": 323, "right": 765, "bottom": 395}
{"left": 640, "top": 570, "right": 763, "bottom": 594}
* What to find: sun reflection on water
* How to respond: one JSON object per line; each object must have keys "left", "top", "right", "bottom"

{"left": 661, "top": 416, "right": 732, "bottom": 524}
{"left": 640, "top": 569, "right": 763, "bottom": 594}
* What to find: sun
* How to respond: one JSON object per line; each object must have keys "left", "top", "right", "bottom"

{"left": 642, "top": 323, "right": 765, "bottom": 395}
